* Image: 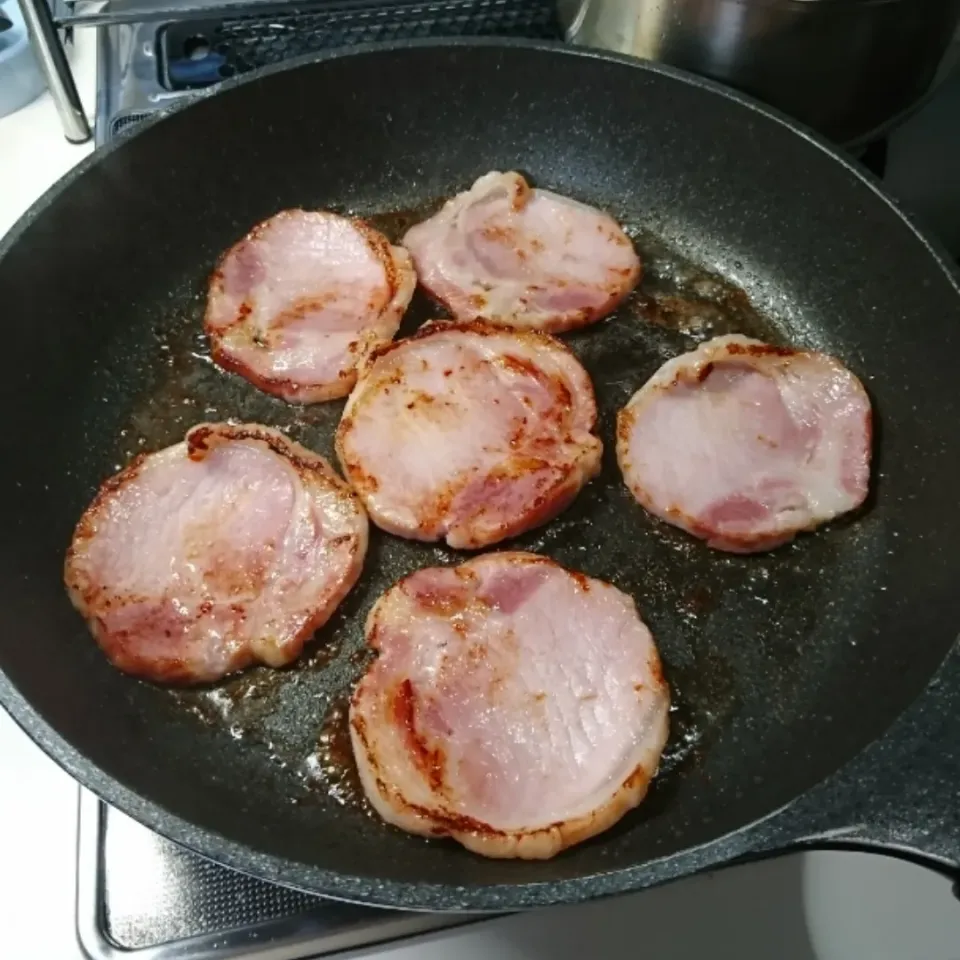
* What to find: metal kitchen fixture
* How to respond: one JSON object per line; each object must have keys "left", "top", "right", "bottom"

{"left": 26, "top": 0, "right": 960, "bottom": 144}
{"left": 93, "top": 0, "right": 563, "bottom": 144}
{"left": 23, "top": 0, "right": 564, "bottom": 143}
{"left": 76, "top": 791, "right": 483, "bottom": 960}
{"left": 557, "top": 0, "right": 960, "bottom": 144}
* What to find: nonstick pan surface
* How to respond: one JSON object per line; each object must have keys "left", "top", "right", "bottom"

{"left": 0, "top": 41, "right": 959, "bottom": 909}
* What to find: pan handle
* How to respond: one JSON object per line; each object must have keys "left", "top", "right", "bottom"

{"left": 738, "top": 639, "right": 960, "bottom": 888}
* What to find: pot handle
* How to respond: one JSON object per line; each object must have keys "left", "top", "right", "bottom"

{"left": 739, "top": 639, "right": 960, "bottom": 888}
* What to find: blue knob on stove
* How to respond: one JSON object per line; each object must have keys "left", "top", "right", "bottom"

{"left": 0, "top": 0, "right": 47, "bottom": 120}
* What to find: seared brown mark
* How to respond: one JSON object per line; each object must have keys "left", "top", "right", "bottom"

{"left": 497, "top": 353, "right": 569, "bottom": 411}
{"left": 622, "top": 764, "right": 653, "bottom": 794}
{"left": 327, "top": 534, "right": 357, "bottom": 550}
{"left": 363, "top": 318, "right": 580, "bottom": 368}
{"left": 371, "top": 367, "right": 405, "bottom": 391}
{"left": 398, "top": 783, "right": 645, "bottom": 846}
{"left": 725, "top": 341, "right": 796, "bottom": 359}
{"left": 481, "top": 224, "right": 518, "bottom": 245}
{"left": 406, "top": 582, "right": 469, "bottom": 615}
{"left": 364, "top": 747, "right": 657, "bottom": 850}
{"left": 273, "top": 291, "right": 339, "bottom": 327}
{"left": 96, "top": 599, "right": 245, "bottom": 685}
{"left": 500, "top": 355, "right": 547, "bottom": 385}
{"left": 403, "top": 469, "right": 473, "bottom": 537}
{"left": 186, "top": 423, "right": 308, "bottom": 471}
{"left": 109, "top": 650, "right": 198, "bottom": 686}
{"left": 466, "top": 642, "right": 487, "bottom": 666}
{"left": 405, "top": 801, "right": 504, "bottom": 839}
{"left": 615, "top": 408, "right": 635, "bottom": 447}
{"left": 208, "top": 272, "right": 225, "bottom": 301}
{"left": 405, "top": 391, "right": 436, "bottom": 411}
{"left": 340, "top": 455, "right": 379, "bottom": 495}
{"left": 569, "top": 571, "right": 592, "bottom": 592}
{"left": 199, "top": 546, "right": 271, "bottom": 598}
{"left": 509, "top": 176, "right": 532, "bottom": 211}
{"left": 392, "top": 680, "right": 446, "bottom": 793}
{"left": 362, "top": 322, "right": 598, "bottom": 433}
{"left": 66, "top": 452, "right": 150, "bottom": 555}
{"left": 477, "top": 467, "right": 588, "bottom": 548}
{"left": 398, "top": 565, "right": 478, "bottom": 614}
{"left": 509, "top": 415, "right": 530, "bottom": 448}
{"left": 352, "top": 216, "right": 402, "bottom": 301}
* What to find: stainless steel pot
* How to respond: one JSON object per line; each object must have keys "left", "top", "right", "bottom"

{"left": 558, "top": 0, "right": 960, "bottom": 144}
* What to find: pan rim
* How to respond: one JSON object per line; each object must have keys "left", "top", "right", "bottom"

{"left": 2, "top": 37, "right": 959, "bottom": 910}
{"left": 3, "top": 37, "right": 959, "bottom": 299}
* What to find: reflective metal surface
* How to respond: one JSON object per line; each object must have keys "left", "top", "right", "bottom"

{"left": 94, "top": 20, "right": 193, "bottom": 145}
{"left": 66, "top": 0, "right": 542, "bottom": 28}
{"left": 76, "top": 791, "right": 479, "bottom": 960}
{"left": 67, "top": 0, "right": 329, "bottom": 27}
{"left": 558, "top": 0, "right": 960, "bottom": 144}
{"left": 94, "top": 0, "right": 562, "bottom": 144}
{"left": 19, "top": 0, "right": 91, "bottom": 141}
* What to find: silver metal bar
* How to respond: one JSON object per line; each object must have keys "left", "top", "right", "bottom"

{"left": 18, "top": 0, "right": 91, "bottom": 142}
{"left": 60, "top": 0, "right": 434, "bottom": 29}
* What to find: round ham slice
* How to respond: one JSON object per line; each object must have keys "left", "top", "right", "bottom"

{"left": 617, "top": 334, "right": 872, "bottom": 553}
{"left": 402, "top": 172, "right": 641, "bottom": 333}
{"left": 350, "top": 552, "right": 670, "bottom": 859}
{"left": 335, "top": 320, "right": 602, "bottom": 550}
{"left": 64, "top": 423, "right": 368, "bottom": 684}
{"left": 204, "top": 210, "right": 416, "bottom": 403}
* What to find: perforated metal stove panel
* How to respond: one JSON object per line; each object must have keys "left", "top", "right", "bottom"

{"left": 77, "top": 791, "right": 478, "bottom": 959}
{"left": 96, "top": 0, "right": 562, "bottom": 144}
{"left": 160, "top": 0, "right": 561, "bottom": 89}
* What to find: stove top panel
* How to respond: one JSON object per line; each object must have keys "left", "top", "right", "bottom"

{"left": 77, "top": 791, "right": 479, "bottom": 960}
{"left": 94, "top": 0, "right": 561, "bottom": 143}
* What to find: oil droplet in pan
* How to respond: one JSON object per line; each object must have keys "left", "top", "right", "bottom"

{"left": 301, "top": 695, "right": 371, "bottom": 813}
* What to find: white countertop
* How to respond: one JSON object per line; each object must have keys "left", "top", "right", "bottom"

{"left": 2, "top": 28, "right": 960, "bottom": 960}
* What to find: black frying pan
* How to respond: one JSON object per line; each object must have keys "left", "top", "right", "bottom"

{"left": 1, "top": 40, "right": 959, "bottom": 911}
